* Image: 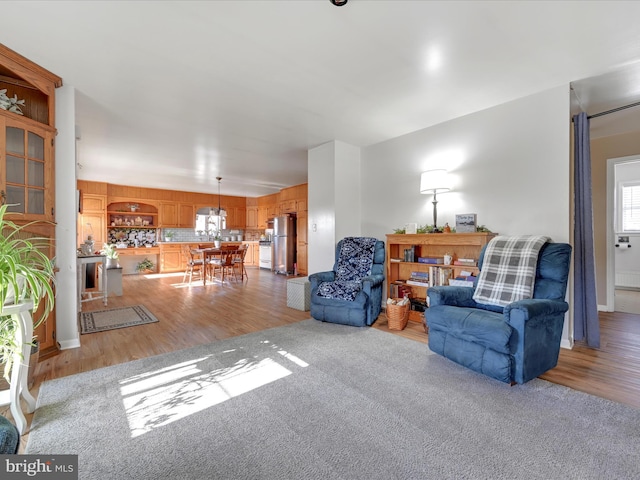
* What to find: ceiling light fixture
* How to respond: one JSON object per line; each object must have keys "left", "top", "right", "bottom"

{"left": 212, "top": 176, "right": 227, "bottom": 217}
{"left": 330, "top": 0, "right": 348, "bottom": 6}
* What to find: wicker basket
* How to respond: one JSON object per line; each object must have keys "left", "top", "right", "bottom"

{"left": 386, "top": 299, "right": 410, "bottom": 330}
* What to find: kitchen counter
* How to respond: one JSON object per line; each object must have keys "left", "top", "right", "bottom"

{"left": 157, "top": 241, "right": 249, "bottom": 245}
{"left": 117, "top": 246, "right": 160, "bottom": 255}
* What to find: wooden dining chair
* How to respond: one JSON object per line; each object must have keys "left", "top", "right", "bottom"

{"left": 232, "top": 244, "right": 249, "bottom": 281}
{"left": 182, "top": 244, "right": 204, "bottom": 285}
{"left": 209, "top": 245, "right": 238, "bottom": 284}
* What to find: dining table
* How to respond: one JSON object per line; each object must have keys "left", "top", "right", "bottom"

{"left": 195, "top": 245, "right": 240, "bottom": 285}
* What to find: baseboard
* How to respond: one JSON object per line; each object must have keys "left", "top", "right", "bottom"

{"left": 597, "top": 304, "right": 613, "bottom": 312}
{"left": 560, "top": 338, "right": 573, "bottom": 350}
{"left": 57, "top": 338, "right": 81, "bottom": 350}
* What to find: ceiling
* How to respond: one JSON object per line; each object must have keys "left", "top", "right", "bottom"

{"left": 3, "top": 1, "right": 640, "bottom": 197}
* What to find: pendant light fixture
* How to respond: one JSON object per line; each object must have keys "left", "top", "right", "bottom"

{"left": 213, "top": 176, "right": 227, "bottom": 217}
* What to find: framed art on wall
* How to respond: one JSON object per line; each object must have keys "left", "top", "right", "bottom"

{"left": 455, "top": 213, "right": 477, "bottom": 233}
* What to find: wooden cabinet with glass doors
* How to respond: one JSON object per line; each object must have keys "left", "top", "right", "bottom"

{"left": 0, "top": 44, "right": 62, "bottom": 358}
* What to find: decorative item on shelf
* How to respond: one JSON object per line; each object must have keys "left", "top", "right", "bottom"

{"left": 100, "top": 243, "right": 120, "bottom": 268}
{"left": 136, "top": 258, "right": 155, "bottom": 274}
{"left": 81, "top": 235, "right": 94, "bottom": 256}
{"left": 127, "top": 203, "right": 139, "bottom": 212}
{"left": 134, "top": 216, "right": 143, "bottom": 226}
{"left": 455, "top": 213, "right": 477, "bottom": 233}
{"left": 443, "top": 252, "right": 453, "bottom": 265}
{"left": 405, "top": 223, "right": 418, "bottom": 234}
{"left": 443, "top": 223, "right": 451, "bottom": 233}
{"left": 420, "top": 169, "right": 452, "bottom": 232}
{"left": 0, "top": 89, "right": 25, "bottom": 115}
{"left": 164, "top": 231, "right": 174, "bottom": 242}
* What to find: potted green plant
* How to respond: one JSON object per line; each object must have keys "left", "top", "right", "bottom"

{"left": 136, "top": 258, "right": 155, "bottom": 274}
{"left": 164, "top": 231, "right": 174, "bottom": 242}
{"left": 100, "top": 243, "right": 120, "bottom": 269}
{"left": 0, "top": 204, "right": 56, "bottom": 382}
{"left": 212, "top": 231, "right": 222, "bottom": 248}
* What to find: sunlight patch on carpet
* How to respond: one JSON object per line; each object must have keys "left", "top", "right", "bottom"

{"left": 120, "top": 356, "right": 292, "bottom": 438}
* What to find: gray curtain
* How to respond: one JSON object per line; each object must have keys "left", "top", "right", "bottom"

{"left": 573, "top": 112, "right": 600, "bottom": 348}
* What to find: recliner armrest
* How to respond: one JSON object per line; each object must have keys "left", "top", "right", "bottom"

{"left": 427, "top": 286, "right": 476, "bottom": 307}
{"left": 362, "top": 274, "right": 384, "bottom": 287}
{"left": 309, "top": 271, "right": 335, "bottom": 291}
{"left": 504, "top": 298, "right": 569, "bottom": 322}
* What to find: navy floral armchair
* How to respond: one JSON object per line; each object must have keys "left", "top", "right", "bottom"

{"left": 309, "top": 237, "right": 385, "bottom": 327}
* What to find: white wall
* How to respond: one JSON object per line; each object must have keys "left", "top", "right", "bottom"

{"left": 308, "top": 142, "right": 337, "bottom": 274}
{"left": 359, "top": 85, "right": 572, "bottom": 345}
{"left": 361, "top": 85, "right": 571, "bottom": 244}
{"left": 334, "top": 141, "right": 361, "bottom": 241}
{"left": 308, "top": 140, "right": 364, "bottom": 275}
{"left": 55, "top": 85, "right": 80, "bottom": 350}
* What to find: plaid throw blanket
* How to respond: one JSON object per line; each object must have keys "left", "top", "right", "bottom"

{"left": 472, "top": 235, "right": 549, "bottom": 307}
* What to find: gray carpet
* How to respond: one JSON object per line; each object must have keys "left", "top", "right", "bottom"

{"left": 27, "top": 320, "right": 640, "bottom": 479}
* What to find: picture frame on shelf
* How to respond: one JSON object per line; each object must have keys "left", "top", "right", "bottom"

{"left": 455, "top": 213, "right": 477, "bottom": 233}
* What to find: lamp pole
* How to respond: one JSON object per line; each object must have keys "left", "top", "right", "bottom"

{"left": 432, "top": 190, "right": 439, "bottom": 231}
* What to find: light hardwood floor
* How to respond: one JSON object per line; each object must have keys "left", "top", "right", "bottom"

{"left": 4, "top": 267, "right": 640, "bottom": 452}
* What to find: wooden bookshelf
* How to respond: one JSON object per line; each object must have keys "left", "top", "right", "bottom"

{"left": 386, "top": 233, "right": 496, "bottom": 321}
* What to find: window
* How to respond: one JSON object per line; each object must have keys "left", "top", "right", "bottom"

{"left": 620, "top": 182, "right": 640, "bottom": 231}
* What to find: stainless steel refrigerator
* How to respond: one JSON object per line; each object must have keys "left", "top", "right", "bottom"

{"left": 272, "top": 216, "right": 296, "bottom": 274}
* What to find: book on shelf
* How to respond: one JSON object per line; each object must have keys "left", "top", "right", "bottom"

{"left": 427, "top": 266, "right": 453, "bottom": 287}
{"left": 453, "top": 258, "right": 477, "bottom": 266}
{"left": 403, "top": 246, "right": 417, "bottom": 263}
{"left": 410, "top": 271, "right": 429, "bottom": 279}
{"left": 418, "top": 257, "right": 443, "bottom": 264}
{"left": 390, "top": 258, "right": 403, "bottom": 263}
{"left": 390, "top": 281, "right": 412, "bottom": 298}
{"left": 406, "top": 279, "right": 429, "bottom": 287}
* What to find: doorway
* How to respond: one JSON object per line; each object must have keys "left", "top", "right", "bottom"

{"left": 607, "top": 155, "right": 640, "bottom": 314}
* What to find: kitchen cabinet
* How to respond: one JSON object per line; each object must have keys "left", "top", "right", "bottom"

{"left": 226, "top": 206, "right": 246, "bottom": 229}
{"left": 159, "top": 202, "right": 177, "bottom": 227}
{"left": 296, "top": 213, "right": 308, "bottom": 275}
{"left": 279, "top": 199, "right": 297, "bottom": 214}
{"left": 246, "top": 207, "right": 259, "bottom": 229}
{"left": 159, "top": 244, "right": 183, "bottom": 273}
{"left": 78, "top": 194, "right": 107, "bottom": 250}
{"left": 178, "top": 203, "right": 195, "bottom": 228}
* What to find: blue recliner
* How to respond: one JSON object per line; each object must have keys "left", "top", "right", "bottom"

{"left": 426, "top": 241, "right": 572, "bottom": 384}
{"left": 309, "top": 237, "right": 385, "bottom": 327}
